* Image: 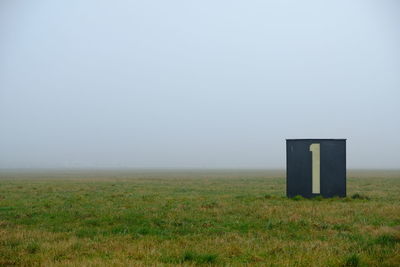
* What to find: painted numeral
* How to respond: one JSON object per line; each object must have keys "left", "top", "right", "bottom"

{"left": 309, "top": 143, "right": 320, "bottom": 194}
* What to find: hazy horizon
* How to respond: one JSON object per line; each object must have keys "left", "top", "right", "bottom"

{"left": 1, "top": 1, "right": 399, "bottom": 169}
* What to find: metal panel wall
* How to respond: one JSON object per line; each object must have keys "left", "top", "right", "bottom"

{"left": 286, "top": 139, "right": 346, "bottom": 198}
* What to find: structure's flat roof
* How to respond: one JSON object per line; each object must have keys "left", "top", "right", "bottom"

{"left": 286, "top": 139, "right": 346, "bottom": 141}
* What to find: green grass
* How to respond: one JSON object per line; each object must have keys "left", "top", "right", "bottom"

{"left": 0, "top": 170, "right": 399, "bottom": 266}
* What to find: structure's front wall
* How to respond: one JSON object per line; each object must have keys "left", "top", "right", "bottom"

{"left": 286, "top": 139, "right": 346, "bottom": 198}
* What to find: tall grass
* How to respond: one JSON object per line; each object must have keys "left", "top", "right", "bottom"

{"left": 0, "top": 170, "right": 399, "bottom": 266}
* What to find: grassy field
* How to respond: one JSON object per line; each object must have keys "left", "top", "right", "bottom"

{"left": 0, "top": 170, "right": 399, "bottom": 266}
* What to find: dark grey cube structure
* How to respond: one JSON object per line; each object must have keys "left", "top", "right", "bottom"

{"left": 286, "top": 139, "right": 346, "bottom": 198}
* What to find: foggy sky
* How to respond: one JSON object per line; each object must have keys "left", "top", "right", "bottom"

{"left": 1, "top": 0, "right": 399, "bottom": 169}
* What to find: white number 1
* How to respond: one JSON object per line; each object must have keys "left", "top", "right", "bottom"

{"left": 309, "top": 143, "right": 320, "bottom": 194}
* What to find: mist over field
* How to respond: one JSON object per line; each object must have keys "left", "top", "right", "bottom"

{"left": 1, "top": 2, "right": 400, "bottom": 265}
{"left": 1, "top": 0, "right": 399, "bottom": 169}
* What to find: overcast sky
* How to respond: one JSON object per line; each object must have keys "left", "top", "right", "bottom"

{"left": 1, "top": 0, "right": 399, "bottom": 169}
